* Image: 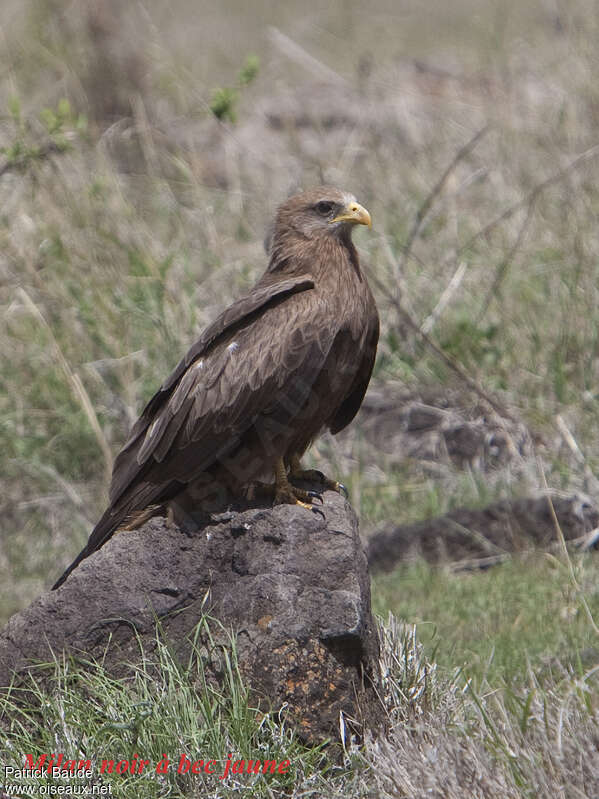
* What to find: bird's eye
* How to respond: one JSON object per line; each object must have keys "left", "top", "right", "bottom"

{"left": 315, "top": 201, "right": 334, "bottom": 216}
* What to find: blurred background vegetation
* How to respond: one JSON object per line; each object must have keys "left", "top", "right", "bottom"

{"left": 2, "top": 2, "right": 599, "bottom": 791}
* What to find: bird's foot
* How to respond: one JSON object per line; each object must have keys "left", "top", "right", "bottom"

{"left": 289, "top": 466, "right": 349, "bottom": 498}
{"left": 248, "top": 477, "right": 324, "bottom": 517}
{"left": 274, "top": 482, "right": 324, "bottom": 516}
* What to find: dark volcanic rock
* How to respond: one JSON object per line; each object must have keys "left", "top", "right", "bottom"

{"left": 0, "top": 492, "right": 380, "bottom": 743}
{"left": 368, "top": 493, "right": 599, "bottom": 572}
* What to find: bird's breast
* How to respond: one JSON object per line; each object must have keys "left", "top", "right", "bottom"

{"left": 315, "top": 265, "right": 372, "bottom": 342}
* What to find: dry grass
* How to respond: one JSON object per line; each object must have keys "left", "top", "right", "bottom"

{"left": 360, "top": 617, "right": 599, "bottom": 799}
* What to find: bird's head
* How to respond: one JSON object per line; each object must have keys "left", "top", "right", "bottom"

{"left": 273, "top": 186, "right": 372, "bottom": 243}
{"left": 263, "top": 186, "right": 372, "bottom": 278}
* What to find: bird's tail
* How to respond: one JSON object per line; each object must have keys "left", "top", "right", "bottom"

{"left": 51, "top": 506, "right": 122, "bottom": 590}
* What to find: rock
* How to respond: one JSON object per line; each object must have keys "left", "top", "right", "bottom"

{"left": 353, "top": 386, "right": 532, "bottom": 471}
{"left": 0, "top": 492, "right": 380, "bottom": 743}
{"left": 368, "top": 493, "right": 599, "bottom": 572}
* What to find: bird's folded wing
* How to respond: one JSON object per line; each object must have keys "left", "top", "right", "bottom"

{"left": 108, "top": 276, "right": 340, "bottom": 507}
{"left": 329, "top": 313, "right": 379, "bottom": 434}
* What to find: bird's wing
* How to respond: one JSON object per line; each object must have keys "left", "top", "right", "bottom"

{"left": 109, "top": 274, "right": 314, "bottom": 504}
{"left": 329, "top": 303, "right": 379, "bottom": 435}
{"left": 107, "top": 273, "right": 349, "bottom": 512}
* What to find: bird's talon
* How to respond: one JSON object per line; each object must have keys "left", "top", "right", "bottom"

{"left": 306, "top": 490, "right": 324, "bottom": 504}
{"left": 289, "top": 463, "right": 347, "bottom": 498}
{"left": 311, "top": 506, "right": 326, "bottom": 519}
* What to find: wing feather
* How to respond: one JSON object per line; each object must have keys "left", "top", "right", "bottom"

{"left": 329, "top": 309, "right": 379, "bottom": 434}
{"left": 148, "top": 294, "right": 337, "bottom": 474}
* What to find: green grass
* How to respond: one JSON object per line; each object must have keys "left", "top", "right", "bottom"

{"left": 1, "top": 618, "right": 333, "bottom": 799}
{"left": 349, "top": 461, "right": 515, "bottom": 529}
{"left": 374, "top": 554, "right": 599, "bottom": 687}
{"left": 3, "top": 615, "right": 598, "bottom": 798}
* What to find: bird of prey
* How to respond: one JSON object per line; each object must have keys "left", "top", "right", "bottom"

{"left": 52, "top": 186, "right": 379, "bottom": 589}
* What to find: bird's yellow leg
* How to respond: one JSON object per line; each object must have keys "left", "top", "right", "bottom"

{"left": 273, "top": 457, "right": 323, "bottom": 511}
{"left": 288, "top": 454, "right": 349, "bottom": 498}
{"left": 247, "top": 458, "right": 325, "bottom": 514}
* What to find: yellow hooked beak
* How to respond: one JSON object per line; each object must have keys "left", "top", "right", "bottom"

{"left": 331, "top": 201, "right": 372, "bottom": 229}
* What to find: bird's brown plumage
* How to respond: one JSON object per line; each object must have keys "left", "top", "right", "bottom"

{"left": 52, "top": 186, "right": 379, "bottom": 589}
